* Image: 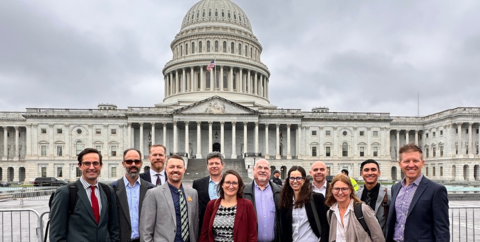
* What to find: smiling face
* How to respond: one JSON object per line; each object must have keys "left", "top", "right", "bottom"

{"left": 207, "top": 157, "right": 224, "bottom": 177}
{"left": 309, "top": 161, "right": 327, "bottom": 184}
{"left": 253, "top": 159, "right": 271, "bottom": 185}
{"left": 289, "top": 170, "right": 305, "bottom": 192}
{"left": 399, "top": 151, "right": 425, "bottom": 183}
{"left": 222, "top": 174, "right": 239, "bottom": 198}
{"left": 78, "top": 153, "right": 103, "bottom": 184}
{"left": 166, "top": 158, "right": 185, "bottom": 186}
{"left": 332, "top": 180, "right": 351, "bottom": 204}
{"left": 148, "top": 146, "right": 166, "bottom": 172}
{"left": 122, "top": 150, "right": 142, "bottom": 179}
{"left": 361, "top": 163, "right": 380, "bottom": 186}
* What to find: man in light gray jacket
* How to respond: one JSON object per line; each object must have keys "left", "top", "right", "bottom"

{"left": 356, "top": 159, "right": 391, "bottom": 236}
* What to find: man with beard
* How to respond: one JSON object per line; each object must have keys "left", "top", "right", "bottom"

{"left": 309, "top": 161, "right": 330, "bottom": 198}
{"left": 141, "top": 155, "right": 199, "bottom": 242}
{"left": 192, "top": 152, "right": 225, "bottom": 237}
{"left": 356, "top": 159, "right": 391, "bottom": 236}
{"left": 112, "top": 148, "right": 154, "bottom": 242}
{"left": 140, "top": 144, "right": 167, "bottom": 186}
{"left": 244, "top": 159, "right": 281, "bottom": 242}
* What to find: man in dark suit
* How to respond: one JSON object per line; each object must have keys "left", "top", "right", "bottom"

{"left": 192, "top": 152, "right": 224, "bottom": 235}
{"left": 113, "top": 148, "right": 153, "bottom": 242}
{"left": 386, "top": 143, "right": 449, "bottom": 242}
{"left": 309, "top": 161, "right": 330, "bottom": 198}
{"left": 50, "top": 148, "right": 120, "bottom": 242}
{"left": 140, "top": 144, "right": 167, "bottom": 186}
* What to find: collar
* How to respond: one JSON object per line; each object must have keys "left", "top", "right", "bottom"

{"left": 401, "top": 173, "right": 423, "bottom": 187}
{"left": 150, "top": 169, "right": 164, "bottom": 176}
{"left": 123, "top": 175, "right": 141, "bottom": 187}
{"left": 79, "top": 177, "right": 98, "bottom": 189}
{"left": 331, "top": 199, "right": 354, "bottom": 213}
{"left": 209, "top": 175, "right": 221, "bottom": 184}
{"left": 254, "top": 180, "right": 270, "bottom": 191}
{"left": 167, "top": 181, "right": 183, "bottom": 191}
{"left": 364, "top": 182, "right": 380, "bottom": 192}
{"left": 313, "top": 180, "right": 327, "bottom": 190}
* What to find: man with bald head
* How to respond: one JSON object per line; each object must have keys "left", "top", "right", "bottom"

{"left": 309, "top": 161, "right": 330, "bottom": 198}
{"left": 244, "top": 159, "right": 281, "bottom": 242}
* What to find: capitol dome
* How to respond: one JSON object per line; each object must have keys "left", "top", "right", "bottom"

{"left": 159, "top": 0, "right": 274, "bottom": 109}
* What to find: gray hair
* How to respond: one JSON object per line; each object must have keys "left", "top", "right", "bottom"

{"left": 206, "top": 152, "right": 224, "bottom": 164}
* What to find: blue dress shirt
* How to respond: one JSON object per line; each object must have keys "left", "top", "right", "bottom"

{"left": 123, "top": 176, "right": 141, "bottom": 239}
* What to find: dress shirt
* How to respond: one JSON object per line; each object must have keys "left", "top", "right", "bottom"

{"left": 312, "top": 181, "right": 327, "bottom": 197}
{"left": 208, "top": 177, "right": 219, "bottom": 200}
{"left": 393, "top": 174, "right": 423, "bottom": 242}
{"left": 150, "top": 169, "right": 166, "bottom": 185}
{"left": 292, "top": 199, "right": 318, "bottom": 242}
{"left": 331, "top": 200, "right": 354, "bottom": 242}
{"left": 79, "top": 177, "right": 102, "bottom": 213}
{"left": 168, "top": 182, "right": 188, "bottom": 242}
{"left": 360, "top": 183, "right": 380, "bottom": 210}
{"left": 254, "top": 181, "right": 275, "bottom": 242}
{"left": 123, "top": 175, "right": 141, "bottom": 239}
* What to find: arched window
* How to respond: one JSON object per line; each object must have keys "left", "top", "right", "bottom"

{"left": 215, "top": 41, "right": 218, "bottom": 52}
{"left": 342, "top": 142, "right": 348, "bottom": 157}
{"left": 228, "top": 12, "right": 231, "bottom": 18}
{"left": 199, "top": 41, "right": 203, "bottom": 53}
{"left": 231, "top": 42, "right": 234, "bottom": 54}
{"left": 223, "top": 41, "right": 227, "bottom": 52}
{"left": 207, "top": 41, "right": 210, "bottom": 52}
{"left": 238, "top": 43, "right": 242, "bottom": 55}
{"left": 186, "top": 43, "right": 188, "bottom": 55}
{"left": 192, "top": 42, "right": 195, "bottom": 54}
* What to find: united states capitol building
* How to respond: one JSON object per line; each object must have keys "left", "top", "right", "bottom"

{"left": 1, "top": 0, "right": 479, "bottom": 184}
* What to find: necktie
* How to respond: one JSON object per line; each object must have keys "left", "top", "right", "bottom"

{"left": 178, "top": 189, "right": 189, "bottom": 241}
{"left": 90, "top": 185, "right": 100, "bottom": 223}
{"left": 366, "top": 191, "right": 373, "bottom": 210}
{"left": 156, "top": 174, "right": 162, "bottom": 186}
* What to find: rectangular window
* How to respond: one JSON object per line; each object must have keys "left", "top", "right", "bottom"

{"left": 440, "top": 166, "right": 444, "bottom": 176}
{"left": 57, "top": 167, "right": 63, "bottom": 177}
{"left": 41, "top": 167, "right": 47, "bottom": 177}
{"left": 111, "top": 146, "right": 117, "bottom": 156}
{"left": 326, "top": 146, "right": 331, "bottom": 157}
{"left": 440, "top": 130, "right": 443, "bottom": 136}
{"left": 466, "top": 129, "right": 469, "bottom": 134}
{"left": 41, "top": 128, "right": 47, "bottom": 134}
{"left": 312, "top": 147, "right": 317, "bottom": 156}
{"left": 433, "top": 147, "right": 436, "bottom": 157}
{"left": 76, "top": 167, "right": 81, "bottom": 177}
{"left": 477, "top": 129, "right": 479, "bottom": 134}
{"left": 360, "top": 147, "right": 365, "bottom": 157}
{"left": 312, "top": 131, "right": 317, "bottom": 136}
{"left": 426, "top": 133, "right": 429, "bottom": 138}
{"left": 111, "top": 129, "right": 117, "bottom": 135}
{"left": 41, "top": 145, "right": 47, "bottom": 156}
{"left": 96, "top": 129, "right": 101, "bottom": 135}
{"left": 433, "top": 132, "right": 436, "bottom": 137}
{"left": 426, "top": 148, "right": 429, "bottom": 158}
{"left": 57, "top": 129, "right": 62, "bottom": 134}
{"left": 373, "top": 147, "right": 378, "bottom": 157}
{"left": 373, "top": 131, "right": 378, "bottom": 136}
{"left": 111, "top": 167, "right": 117, "bottom": 178}
{"left": 440, "top": 146, "right": 444, "bottom": 156}
{"left": 433, "top": 167, "right": 436, "bottom": 176}
{"left": 360, "top": 131, "right": 365, "bottom": 136}
{"left": 326, "top": 130, "right": 331, "bottom": 136}
{"left": 56, "top": 146, "right": 63, "bottom": 156}
{"left": 95, "top": 145, "right": 102, "bottom": 154}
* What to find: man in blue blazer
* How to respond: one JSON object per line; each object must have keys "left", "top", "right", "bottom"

{"left": 386, "top": 144, "right": 449, "bottom": 242}
{"left": 50, "top": 148, "right": 120, "bottom": 242}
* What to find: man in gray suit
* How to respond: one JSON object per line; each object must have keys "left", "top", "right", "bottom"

{"left": 50, "top": 148, "right": 120, "bottom": 242}
{"left": 140, "top": 154, "right": 199, "bottom": 242}
{"left": 356, "top": 159, "right": 391, "bottom": 236}
{"left": 113, "top": 148, "right": 153, "bottom": 242}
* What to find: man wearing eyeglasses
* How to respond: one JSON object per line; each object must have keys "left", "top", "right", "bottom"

{"left": 356, "top": 159, "right": 391, "bottom": 236}
{"left": 113, "top": 148, "right": 154, "bottom": 242}
{"left": 50, "top": 148, "right": 120, "bottom": 242}
{"left": 244, "top": 159, "right": 281, "bottom": 242}
{"left": 309, "top": 161, "right": 330, "bottom": 198}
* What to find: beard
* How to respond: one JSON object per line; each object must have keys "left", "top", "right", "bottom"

{"left": 127, "top": 166, "right": 140, "bottom": 179}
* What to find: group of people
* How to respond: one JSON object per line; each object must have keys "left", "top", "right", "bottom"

{"left": 49, "top": 143, "right": 450, "bottom": 242}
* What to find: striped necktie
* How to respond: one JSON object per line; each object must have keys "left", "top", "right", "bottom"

{"left": 178, "top": 189, "right": 189, "bottom": 241}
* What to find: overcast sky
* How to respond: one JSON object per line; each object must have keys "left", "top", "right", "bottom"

{"left": 1, "top": 0, "right": 479, "bottom": 116}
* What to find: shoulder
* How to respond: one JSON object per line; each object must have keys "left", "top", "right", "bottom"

{"left": 192, "top": 176, "right": 209, "bottom": 187}
{"left": 244, "top": 182, "right": 253, "bottom": 192}
{"left": 270, "top": 181, "right": 282, "bottom": 192}
{"left": 311, "top": 192, "right": 325, "bottom": 201}
{"left": 140, "top": 178, "right": 154, "bottom": 188}
{"left": 185, "top": 186, "right": 198, "bottom": 196}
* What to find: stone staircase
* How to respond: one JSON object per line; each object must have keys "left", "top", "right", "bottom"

{"left": 184, "top": 158, "right": 251, "bottom": 185}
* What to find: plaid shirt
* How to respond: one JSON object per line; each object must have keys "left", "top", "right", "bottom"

{"left": 393, "top": 174, "right": 423, "bottom": 242}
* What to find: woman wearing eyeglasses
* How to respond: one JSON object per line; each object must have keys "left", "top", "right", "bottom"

{"left": 199, "top": 169, "right": 257, "bottom": 242}
{"left": 325, "top": 174, "right": 384, "bottom": 242}
{"left": 279, "top": 166, "right": 329, "bottom": 242}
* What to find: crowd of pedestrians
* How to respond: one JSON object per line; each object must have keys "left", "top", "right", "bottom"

{"left": 48, "top": 143, "right": 450, "bottom": 242}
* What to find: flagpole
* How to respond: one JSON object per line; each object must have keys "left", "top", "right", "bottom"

{"left": 214, "top": 56, "right": 217, "bottom": 95}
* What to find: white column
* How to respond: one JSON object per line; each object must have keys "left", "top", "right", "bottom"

{"left": 26, "top": 125, "right": 31, "bottom": 157}
{"left": 65, "top": 125, "right": 71, "bottom": 157}
{"left": 175, "top": 70, "right": 179, "bottom": 93}
{"left": 191, "top": 67, "right": 195, "bottom": 92}
{"left": 200, "top": 66, "right": 205, "bottom": 91}
{"left": 127, "top": 123, "right": 132, "bottom": 148}
{"left": 164, "top": 76, "right": 168, "bottom": 97}
{"left": 32, "top": 125, "right": 38, "bottom": 157}
{"left": 406, "top": 130, "right": 410, "bottom": 144}
{"left": 243, "top": 122, "right": 248, "bottom": 156}
{"left": 196, "top": 122, "right": 202, "bottom": 159}
{"left": 131, "top": 123, "right": 135, "bottom": 148}
{"left": 3, "top": 127, "right": 8, "bottom": 159}
{"left": 265, "top": 124, "right": 269, "bottom": 159}
{"left": 254, "top": 72, "right": 258, "bottom": 95}
{"left": 276, "top": 124, "right": 280, "bottom": 159}
{"left": 468, "top": 122, "right": 473, "bottom": 156}
{"left": 254, "top": 122, "right": 259, "bottom": 154}
{"left": 415, "top": 130, "right": 419, "bottom": 145}
{"left": 478, "top": 123, "right": 480, "bottom": 157}
{"left": 220, "top": 121, "right": 224, "bottom": 155}
{"left": 163, "top": 123, "right": 167, "bottom": 146}
{"left": 287, "top": 124, "right": 291, "bottom": 159}
{"left": 50, "top": 124, "right": 55, "bottom": 156}
{"left": 247, "top": 70, "right": 251, "bottom": 94}
{"left": 231, "top": 122, "right": 237, "bottom": 159}
{"left": 182, "top": 68, "right": 186, "bottom": 92}
{"left": 332, "top": 127, "right": 337, "bottom": 157}
{"left": 185, "top": 122, "right": 189, "bottom": 157}
{"left": 169, "top": 72, "right": 173, "bottom": 95}
{"left": 139, "top": 123, "right": 144, "bottom": 155}
{"left": 396, "top": 130, "right": 400, "bottom": 159}
{"left": 208, "top": 121, "right": 213, "bottom": 153}
{"left": 297, "top": 125, "right": 302, "bottom": 158}
{"left": 229, "top": 66, "right": 234, "bottom": 92}
{"left": 239, "top": 69, "right": 243, "bottom": 92}
{"left": 458, "top": 123, "right": 462, "bottom": 155}
{"left": 173, "top": 121, "right": 177, "bottom": 153}
{"left": 151, "top": 123, "right": 156, "bottom": 145}
{"left": 14, "top": 126, "right": 19, "bottom": 159}
{"left": 220, "top": 66, "right": 224, "bottom": 90}
{"left": 353, "top": 127, "right": 358, "bottom": 157}
{"left": 385, "top": 128, "right": 391, "bottom": 159}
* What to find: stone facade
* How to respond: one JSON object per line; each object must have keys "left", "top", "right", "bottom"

{"left": 1, "top": 0, "right": 480, "bottom": 183}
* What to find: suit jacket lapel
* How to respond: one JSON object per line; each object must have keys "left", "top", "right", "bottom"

{"left": 407, "top": 176, "right": 428, "bottom": 218}
{"left": 117, "top": 178, "right": 131, "bottom": 226}
{"left": 162, "top": 183, "right": 177, "bottom": 223}
{"left": 99, "top": 183, "right": 109, "bottom": 225}
{"left": 139, "top": 179, "right": 150, "bottom": 215}
{"left": 76, "top": 180, "right": 97, "bottom": 224}
{"left": 375, "top": 185, "right": 386, "bottom": 212}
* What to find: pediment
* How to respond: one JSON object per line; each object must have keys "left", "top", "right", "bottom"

{"left": 174, "top": 96, "right": 257, "bottom": 115}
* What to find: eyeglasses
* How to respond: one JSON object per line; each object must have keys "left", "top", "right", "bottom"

{"left": 332, "top": 187, "right": 350, "bottom": 193}
{"left": 362, "top": 168, "right": 378, "bottom": 172}
{"left": 289, "top": 177, "right": 305, "bottom": 182}
{"left": 312, "top": 168, "right": 326, "bottom": 172}
{"left": 225, "top": 181, "right": 238, "bottom": 187}
{"left": 124, "top": 159, "right": 142, "bottom": 165}
{"left": 82, "top": 162, "right": 101, "bottom": 167}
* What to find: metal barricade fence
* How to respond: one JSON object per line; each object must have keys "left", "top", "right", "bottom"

{"left": 0, "top": 186, "right": 56, "bottom": 204}
{"left": 0, "top": 209, "right": 44, "bottom": 242}
{"left": 450, "top": 206, "right": 479, "bottom": 242}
